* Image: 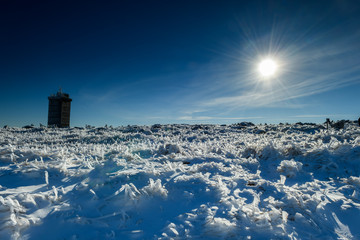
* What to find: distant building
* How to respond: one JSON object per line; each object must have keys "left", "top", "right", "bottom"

{"left": 48, "top": 89, "right": 72, "bottom": 127}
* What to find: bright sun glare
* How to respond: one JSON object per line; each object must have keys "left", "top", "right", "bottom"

{"left": 258, "top": 59, "right": 277, "bottom": 77}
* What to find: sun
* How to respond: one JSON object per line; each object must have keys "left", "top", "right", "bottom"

{"left": 258, "top": 59, "right": 277, "bottom": 77}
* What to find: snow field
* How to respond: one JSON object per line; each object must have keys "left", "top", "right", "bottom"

{"left": 0, "top": 122, "right": 360, "bottom": 239}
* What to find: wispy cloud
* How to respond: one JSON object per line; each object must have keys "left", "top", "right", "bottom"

{"left": 202, "top": 67, "right": 359, "bottom": 109}
{"left": 292, "top": 114, "right": 356, "bottom": 119}
{"left": 177, "top": 116, "right": 264, "bottom": 121}
{"left": 194, "top": 28, "right": 360, "bottom": 112}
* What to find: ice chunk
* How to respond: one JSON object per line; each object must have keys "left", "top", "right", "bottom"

{"left": 277, "top": 159, "right": 303, "bottom": 177}
{"left": 44, "top": 171, "right": 49, "bottom": 185}
{"left": 142, "top": 178, "right": 168, "bottom": 198}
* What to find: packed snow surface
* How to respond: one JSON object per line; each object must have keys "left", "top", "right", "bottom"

{"left": 1, "top": 122, "right": 360, "bottom": 239}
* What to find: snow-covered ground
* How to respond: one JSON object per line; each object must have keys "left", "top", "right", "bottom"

{"left": 1, "top": 122, "right": 360, "bottom": 239}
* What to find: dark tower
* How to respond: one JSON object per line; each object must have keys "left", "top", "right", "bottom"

{"left": 48, "top": 89, "right": 72, "bottom": 127}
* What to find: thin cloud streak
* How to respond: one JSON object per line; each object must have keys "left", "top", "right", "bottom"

{"left": 292, "top": 114, "right": 351, "bottom": 118}
{"left": 196, "top": 28, "right": 360, "bottom": 111}
{"left": 177, "top": 116, "right": 264, "bottom": 121}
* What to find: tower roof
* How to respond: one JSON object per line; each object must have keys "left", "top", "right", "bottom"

{"left": 48, "top": 89, "right": 72, "bottom": 101}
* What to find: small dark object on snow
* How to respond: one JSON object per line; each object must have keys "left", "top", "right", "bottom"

{"left": 326, "top": 118, "right": 331, "bottom": 129}
{"left": 255, "top": 129, "right": 266, "bottom": 134}
{"left": 238, "top": 122, "right": 255, "bottom": 127}
{"left": 151, "top": 124, "right": 162, "bottom": 129}
{"left": 358, "top": 117, "right": 360, "bottom": 126}
{"left": 183, "top": 161, "right": 191, "bottom": 165}
{"left": 247, "top": 181, "right": 257, "bottom": 186}
{"left": 192, "top": 125, "right": 203, "bottom": 130}
{"left": 332, "top": 120, "right": 346, "bottom": 130}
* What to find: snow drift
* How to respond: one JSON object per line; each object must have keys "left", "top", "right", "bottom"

{"left": 0, "top": 122, "right": 360, "bottom": 239}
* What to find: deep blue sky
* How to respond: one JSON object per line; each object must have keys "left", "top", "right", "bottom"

{"left": 1, "top": 0, "right": 360, "bottom": 127}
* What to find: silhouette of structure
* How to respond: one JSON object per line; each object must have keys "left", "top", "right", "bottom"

{"left": 326, "top": 118, "right": 331, "bottom": 129}
{"left": 48, "top": 89, "right": 72, "bottom": 127}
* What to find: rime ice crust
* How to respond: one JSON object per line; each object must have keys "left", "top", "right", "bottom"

{"left": 0, "top": 122, "right": 360, "bottom": 239}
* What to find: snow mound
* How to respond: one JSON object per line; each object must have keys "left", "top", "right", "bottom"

{"left": 158, "top": 144, "right": 182, "bottom": 155}
{"left": 346, "top": 176, "right": 360, "bottom": 187}
{"left": 277, "top": 159, "right": 303, "bottom": 177}
{"left": 142, "top": 179, "right": 168, "bottom": 198}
